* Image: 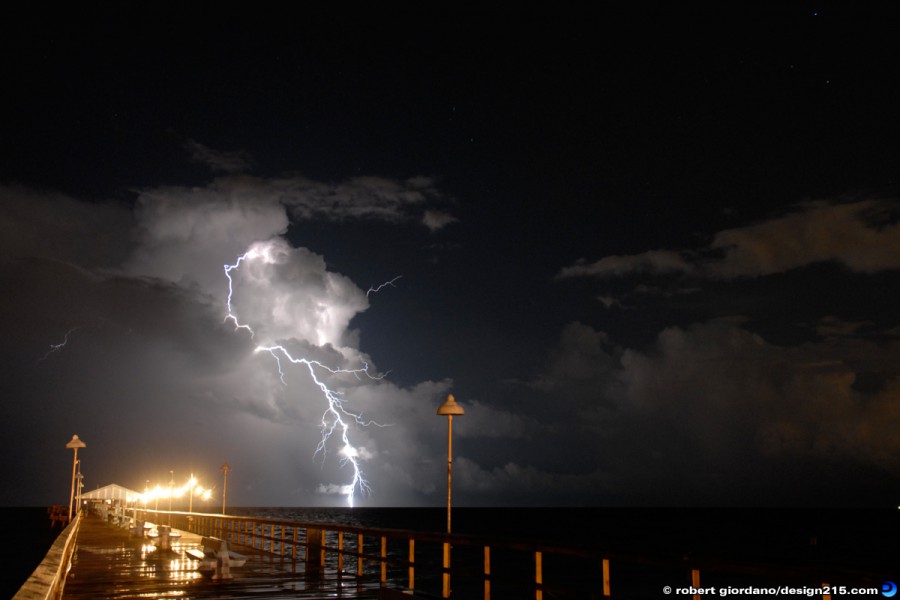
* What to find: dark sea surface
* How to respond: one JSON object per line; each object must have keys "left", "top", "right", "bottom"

{"left": 1, "top": 507, "right": 68, "bottom": 599}
{"left": 5, "top": 506, "right": 898, "bottom": 598}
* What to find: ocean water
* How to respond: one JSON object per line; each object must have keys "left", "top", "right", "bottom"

{"left": 232, "top": 506, "right": 899, "bottom": 597}
{"left": 230, "top": 506, "right": 898, "bottom": 564}
{"left": 5, "top": 506, "right": 898, "bottom": 598}
{"left": 1, "top": 507, "right": 68, "bottom": 599}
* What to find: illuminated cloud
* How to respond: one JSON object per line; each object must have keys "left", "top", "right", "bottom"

{"left": 126, "top": 177, "right": 290, "bottom": 292}
{"left": 0, "top": 173, "right": 465, "bottom": 506}
{"left": 226, "top": 238, "right": 367, "bottom": 348}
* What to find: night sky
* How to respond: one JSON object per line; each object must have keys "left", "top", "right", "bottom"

{"left": 3, "top": 12, "right": 900, "bottom": 508}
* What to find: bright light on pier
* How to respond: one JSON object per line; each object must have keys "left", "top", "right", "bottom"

{"left": 138, "top": 476, "right": 214, "bottom": 505}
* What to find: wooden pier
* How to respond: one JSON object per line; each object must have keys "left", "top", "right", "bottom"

{"left": 60, "top": 514, "right": 385, "bottom": 600}
{"left": 17, "top": 506, "right": 896, "bottom": 600}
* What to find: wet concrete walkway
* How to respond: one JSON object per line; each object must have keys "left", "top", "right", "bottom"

{"left": 62, "top": 514, "right": 385, "bottom": 599}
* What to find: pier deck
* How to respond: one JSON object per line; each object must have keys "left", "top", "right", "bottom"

{"left": 62, "top": 514, "right": 385, "bottom": 599}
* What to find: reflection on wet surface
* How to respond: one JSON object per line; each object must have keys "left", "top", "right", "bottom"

{"left": 62, "top": 515, "right": 382, "bottom": 599}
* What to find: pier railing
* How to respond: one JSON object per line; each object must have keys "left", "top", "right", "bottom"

{"left": 13, "top": 512, "right": 81, "bottom": 600}
{"left": 129, "top": 508, "right": 887, "bottom": 600}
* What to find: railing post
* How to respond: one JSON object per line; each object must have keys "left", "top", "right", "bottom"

{"left": 602, "top": 558, "right": 611, "bottom": 597}
{"left": 293, "top": 527, "right": 299, "bottom": 561}
{"left": 408, "top": 538, "right": 415, "bottom": 591}
{"left": 358, "top": 534, "right": 364, "bottom": 577}
{"left": 484, "top": 545, "right": 491, "bottom": 600}
{"left": 535, "top": 550, "right": 543, "bottom": 600}
{"left": 305, "top": 527, "right": 324, "bottom": 575}
{"left": 692, "top": 569, "right": 700, "bottom": 600}
{"left": 338, "top": 531, "right": 344, "bottom": 578}
{"left": 442, "top": 542, "right": 451, "bottom": 598}
{"left": 380, "top": 536, "right": 387, "bottom": 585}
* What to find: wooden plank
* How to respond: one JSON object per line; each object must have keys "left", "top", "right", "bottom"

{"left": 61, "top": 514, "right": 382, "bottom": 599}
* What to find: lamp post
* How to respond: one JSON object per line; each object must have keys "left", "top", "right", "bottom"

{"left": 76, "top": 463, "right": 84, "bottom": 514}
{"left": 220, "top": 462, "right": 231, "bottom": 514}
{"left": 437, "top": 394, "right": 463, "bottom": 599}
{"left": 188, "top": 474, "right": 196, "bottom": 522}
{"left": 66, "top": 435, "right": 86, "bottom": 522}
{"left": 437, "top": 394, "right": 464, "bottom": 533}
{"left": 168, "top": 470, "right": 174, "bottom": 525}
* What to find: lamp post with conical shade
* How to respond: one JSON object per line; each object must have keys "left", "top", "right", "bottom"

{"left": 436, "top": 394, "right": 464, "bottom": 534}
{"left": 66, "top": 435, "right": 86, "bottom": 522}
{"left": 437, "top": 394, "right": 464, "bottom": 598}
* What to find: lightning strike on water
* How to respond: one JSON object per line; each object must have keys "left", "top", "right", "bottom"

{"left": 224, "top": 244, "right": 387, "bottom": 507}
{"left": 366, "top": 275, "right": 402, "bottom": 298}
{"left": 35, "top": 327, "right": 80, "bottom": 366}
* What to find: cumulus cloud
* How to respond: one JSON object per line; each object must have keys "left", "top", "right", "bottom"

{"left": 558, "top": 199, "right": 900, "bottom": 281}
{"left": 224, "top": 238, "right": 368, "bottom": 349}
{"left": 453, "top": 400, "right": 533, "bottom": 439}
{"left": 0, "top": 183, "right": 131, "bottom": 269}
{"left": 543, "top": 197, "right": 900, "bottom": 503}
{"left": 533, "top": 321, "right": 619, "bottom": 407}
{"left": 709, "top": 199, "right": 900, "bottom": 277}
{"left": 126, "top": 177, "right": 290, "bottom": 292}
{"left": 528, "top": 317, "right": 900, "bottom": 502}
{"left": 0, "top": 172, "right": 464, "bottom": 506}
{"left": 127, "top": 172, "right": 455, "bottom": 286}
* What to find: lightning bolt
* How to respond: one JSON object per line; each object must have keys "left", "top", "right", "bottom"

{"left": 223, "top": 244, "right": 387, "bottom": 507}
{"left": 366, "top": 275, "right": 402, "bottom": 298}
{"left": 35, "top": 327, "right": 80, "bottom": 366}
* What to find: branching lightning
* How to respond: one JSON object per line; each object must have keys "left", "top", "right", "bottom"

{"left": 224, "top": 244, "right": 389, "bottom": 507}
{"left": 35, "top": 327, "right": 80, "bottom": 366}
{"left": 366, "top": 275, "right": 402, "bottom": 298}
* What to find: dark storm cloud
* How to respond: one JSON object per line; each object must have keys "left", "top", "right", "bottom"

{"left": 282, "top": 175, "right": 453, "bottom": 226}
{"left": 185, "top": 140, "right": 254, "bottom": 174}
{"left": 0, "top": 184, "right": 131, "bottom": 268}
{"left": 514, "top": 316, "right": 900, "bottom": 504}
{"left": 533, "top": 198, "right": 900, "bottom": 504}
{"left": 557, "top": 199, "right": 900, "bottom": 281}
